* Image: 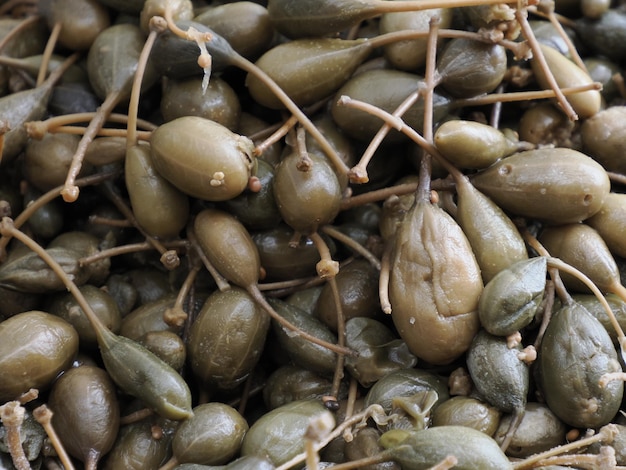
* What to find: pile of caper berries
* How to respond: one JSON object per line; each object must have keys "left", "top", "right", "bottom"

{"left": 1, "top": 0, "right": 626, "bottom": 469}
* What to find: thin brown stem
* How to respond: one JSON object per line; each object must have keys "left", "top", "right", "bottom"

{"left": 127, "top": 22, "right": 160, "bottom": 149}
{"left": 349, "top": 86, "right": 423, "bottom": 183}
{"left": 339, "top": 179, "right": 453, "bottom": 211}
{"left": 33, "top": 405, "right": 75, "bottom": 470}
{"left": 62, "top": 90, "right": 124, "bottom": 202}
{"left": 309, "top": 231, "right": 339, "bottom": 279}
{"left": 26, "top": 113, "right": 156, "bottom": 139}
{"left": 0, "top": 170, "right": 120, "bottom": 260}
{"left": 99, "top": 182, "right": 180, "bottom": 270}
{"left": 0, "top": 15, "right": 40, "bottom": 54}
{"left": 258, "top": 275, "right": 322, "bottom": 292}
{"left": 516, "top": 8, "right": 577, "bottom": 120}
{"left": 163, "top": 263, "right": 200, "bottom": 328}
{"left": 328, "top": 276, "right": 346, "bottom": 407}
{"left": 248, "top": 283, "right": 354, "bottom": 356}
{"left": 372, "top": 0, "right": 535, "bottom": 12}
{"left": 512, "top": 424, "right": 618, "bottom": 470}
{"left": 119, "top": 408, "right": 154, "bottom": 426}
{"left": 533, "top": 279, "right": 555, "bottom": 351}
{"left": 88, "top": 215, "right": 133, "bottom": 228}
{"left": 232, "top": 54, "right": 350, "bottom": 176}
{"left": 321, "top": 225, "right": 381, "bottom": 271}
{"left": 379, "top": 243, "right": 393, "bottom": 314}
{"left": 78, "top": 240, "right": 187, "bottom": 266}
{"left": 275, "top": 404, "right": 391, "bottom": 470}
{"left": 607, "top": 171, "right": 626, "bottom": 186}
{"left": 37, "top": 21, "right": 62, "bottom": 87}
{"left": 255, "top": 115, "right": 297, "bottom": 156}
{"left": 186, "top": 222, "right": 231, "bottom": 292}
{"left": 367, "top": 28, "right": 529, "bottom": 60}
{"left": 451, "top": 83, "right": 601, "bottom": 108}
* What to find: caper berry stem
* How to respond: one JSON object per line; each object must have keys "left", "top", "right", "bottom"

{"left": 0, "top": 169, "right": 120, "bottom": 260}
{"left": 0, "top": 401, "right": 30, "bottom": 470}
{"left": 0, "top": 15, "right": 39, "bottom": 54}
{"left": 340, "top": 179, "right": 453, "bottom": 210}
{"left": 0, "top": 217, "right": 111, "bottom": 342}
{"left": 328, "top": 275, "right": 346, "bottom": 405}
{"left": 349, "top": 87, "right": 422, "bottom": 184}
{"left": 451, "top": 83, "right": 601, "bottom": 109}
{"left": 26, "top": 112, "right": 156, "bottom": 140}
{"left": 512, "top": 424, "right": 618, "bottom": 469}
{"left": 379, "top": 244, "right": 392, "bottom": 314}
{"left": 530, "top": 449, "right": 617, "bottom": 469}
{"left": 126, "top": 23, "right": 160, "bottom": 149}
{"left": 32, "top": 405, "right": 75, "bottom": 470}
{"left": 255, "top": 114, "right": 297, "bottom": 157}
{"left": 248, "top": 284, "right": 355, "bottom": 356}
{"left": 276, "top": 404, "right": 390, "bottom": 470}
{"left": 366, "top": 28, "right": 529, "bottom": 60}
{"left": 31, "top": 125, "right": 151, "bottom": 141}
{"left": 36, "top": 21, "right": 61, "bottom": 86}
{"left": 62, "top": 89, "right": 123, "bottom": 202}
{"left": 372, "top": 0, "right": 535, "bottom": 11}
{"left": 321, "top": 225, "right": 381, "bottom": 270}
{"left": 163, "top": 263, "right": 201, "bottom": 328}
{"left": 118, "top": 408, "right": 154, "bottom": 426}
{"left": 545, "top": 257, "right": 626, "bottom": 353}
{"left": 532, "top": 279, "right": 556, "bottom": 351}
{"left": 186, "top": 222, "right": 231, "bottom": 292}
{"left": 78, "top": 240, "right": 188, "bottom": 266}
{"left": 515, "top": 9, "right": 577, "bottom": 120}
{"left": 98, "top": 181, "right": 180, "bottom": 270}
{"left": 607, "top": 171, "right": 626, "bottom": 186}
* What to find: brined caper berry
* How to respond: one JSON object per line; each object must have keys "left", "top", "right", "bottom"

{"left": 150, "top": 116, "right": 256, "bottom": 202}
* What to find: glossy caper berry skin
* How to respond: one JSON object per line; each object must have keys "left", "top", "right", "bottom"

{"left": 0, "top": 310, "right": 79, "bottom": 402}
{"left": 150, "top": 116, "right": 256, "bottom": 202}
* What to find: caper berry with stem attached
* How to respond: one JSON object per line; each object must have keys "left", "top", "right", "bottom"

{"left": 150, "top": 116, "right": 256, "bottom": 202}
{"left": 188, "top": 287, "right": 269, "bottom": 390}
{"left": 48, "top": 364, "right": 120, "bottom": 470}
{"left": 539, "top": 301, "right": 623, "bottom": 428}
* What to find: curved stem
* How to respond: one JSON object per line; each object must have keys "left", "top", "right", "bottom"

{"left": 371, "top": 0, "right": 534, "bottom": 12}
{"left": 0, "top": 16, "right": 40, "bottom": 54}
{"left": 231, "top": 54, "right": 350, "bottom": 177}
{"left": 98, "top": 182, "right": 180, "bottom": 270}
{"left": 546, "top": 257, "right": 626, "bottom": 357}
{"left": 451, "top": 83, "right": 601, "bottom": 109}
{"left": 248, "top": 283, "right": 354, "bottom": 357}
{"left": 62, "top": 90, "right": 124, "bottom": 202}
{"left": 328, "top": 275, "right": 346, "bottom": 403}
{"left": 127, "top": 25, "right": 160, "bottom": 149}
{"left": 27, "top": 112, "right": 157, "bottom": 138}
{"left": 0, "top": 218, "right": 109, "bottom": 341}
{"left": 37, "top": 21, "right": 62, "bottom": 87}
{"left": 379, "top": 243, "right": 393, "bottom": 314}
{"left": 275, "top": 404, "right": 391, "bottom": 470}
{"left": 512, "top": 424, "right": 618, "bottom": 470}
{"left": 339, "top": 179, "right": 453, "bottom": 211}
{"left": 32, "top": 405, "right": 75, "bottom": 470}
{"left": 186, "top": 222, "right": 231, "bottom": 292}
{"left": 79, "top": 240, "right": 188, "bottom": 266}
{"left": 321, "top": 225, "right": 381, "bottom": 271}
{"left": 0, "top": 170, "right": 120, "bottom": 261}
{"left": 516, "top": 8, "right": 577, "bottom": 121}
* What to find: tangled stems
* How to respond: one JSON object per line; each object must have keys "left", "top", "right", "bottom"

{"left": 0, "top": 170, "right": 120, "bottom": 261}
